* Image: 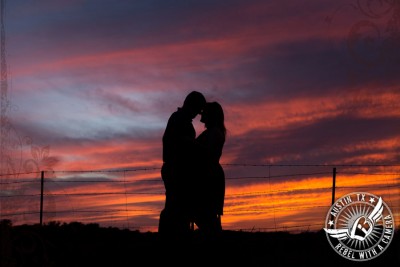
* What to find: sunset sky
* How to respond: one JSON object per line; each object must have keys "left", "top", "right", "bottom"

{"left": 1, "top": 0, "right": 399, "bottom": 232}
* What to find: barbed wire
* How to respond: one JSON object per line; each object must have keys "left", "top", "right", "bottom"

{"left": 3, "top": 204, "right": 399, "bottom": 218}
{"left": 1, "top": 174, "right": 398, "bottom": 185}
{"left": 337, "top": 171, "right": 400, "bottom": 176}
{"left": 51, "top": 167, "right": 162, "bottom": 173}
{"left": 0, "top": 163, "right": 399, "bottom": 178}
{"left": 0, "top": 180, "right": 40, "bottom": 184}
{"left": 1, "top": 164, "right": 398, "bottom": 232}
{"left": 0, "top": 214, "right": 325, "bottom": 232}
{"left": 232, "top": 223, "right": 324, "bottom": 232}
{"left": 1, "top": 184, "right": 398, "bottom": 199}
{"left": 222, "top": 163, "right": 400, "bottom": 167}
{"left": 0, "top": 171, "right": 41, "bottom": 177}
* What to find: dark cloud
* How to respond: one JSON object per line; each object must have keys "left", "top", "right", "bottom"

{"left": 8, "top": 0, "right": 333, "bottom": 66}
{"left": 230, "top": 115, "right": 400, "bottom": 165}
{"left": 81, "top": 88, "right": 141, "bottom": 114}
{"left": 215, "top": 37, "right": 400, "bottom": 105}
{"left": 9, "top": 0, "right": 245, "bottom": 60}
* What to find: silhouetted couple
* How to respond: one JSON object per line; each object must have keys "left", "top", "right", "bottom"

{"left": 159, "top": 91, "right": 226, "bottom": 242}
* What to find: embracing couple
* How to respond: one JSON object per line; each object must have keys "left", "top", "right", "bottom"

{"left": 159, "top": 91, "right": 226, "bottom": 241}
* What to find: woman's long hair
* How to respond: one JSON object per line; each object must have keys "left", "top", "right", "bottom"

{"left": 204, "top": 102, "right": 226, "bottom": 139}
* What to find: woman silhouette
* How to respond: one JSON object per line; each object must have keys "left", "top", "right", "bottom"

{"left": 193, "top": 101, "right": 226, "bottom": 238}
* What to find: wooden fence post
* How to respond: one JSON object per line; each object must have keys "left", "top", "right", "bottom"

{"left": 40, "top": 170, "right": 44, "bottom": 226}
{"left": 331, "top": 167, "right": 336, "bottom": 206}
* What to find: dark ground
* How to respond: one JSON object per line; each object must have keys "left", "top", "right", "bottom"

{"left": 1, "top": 220, "right": 399, "bottom": 267}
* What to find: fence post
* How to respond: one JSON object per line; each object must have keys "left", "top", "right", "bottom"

{"left": 40, "top": 170, "right": 44, "bottom": 226}
{"left": 329, "top": 167, "right": 337, "bottom": 223}
{"left": 331, "top": 167, "right": 336, "bottom": 205}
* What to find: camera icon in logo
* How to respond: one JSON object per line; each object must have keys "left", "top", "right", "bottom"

{"left": 351, "top": 216, "right": 373, "bottom": 241}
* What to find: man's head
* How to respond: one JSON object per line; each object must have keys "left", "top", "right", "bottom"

{"left": 182, "top": 91, "right": 206, "bottom": 119}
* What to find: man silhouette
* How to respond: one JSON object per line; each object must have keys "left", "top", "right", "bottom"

{"left": 158, "top": 91, "right": 206, "bottom": 240}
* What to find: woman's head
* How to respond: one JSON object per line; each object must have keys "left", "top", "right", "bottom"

{"left": 200, "top": 101, "right": 226, "bottom": 137}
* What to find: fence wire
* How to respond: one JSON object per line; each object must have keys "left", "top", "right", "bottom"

{"left": 1, "top": 164, "right": 399, "bottom": 232}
